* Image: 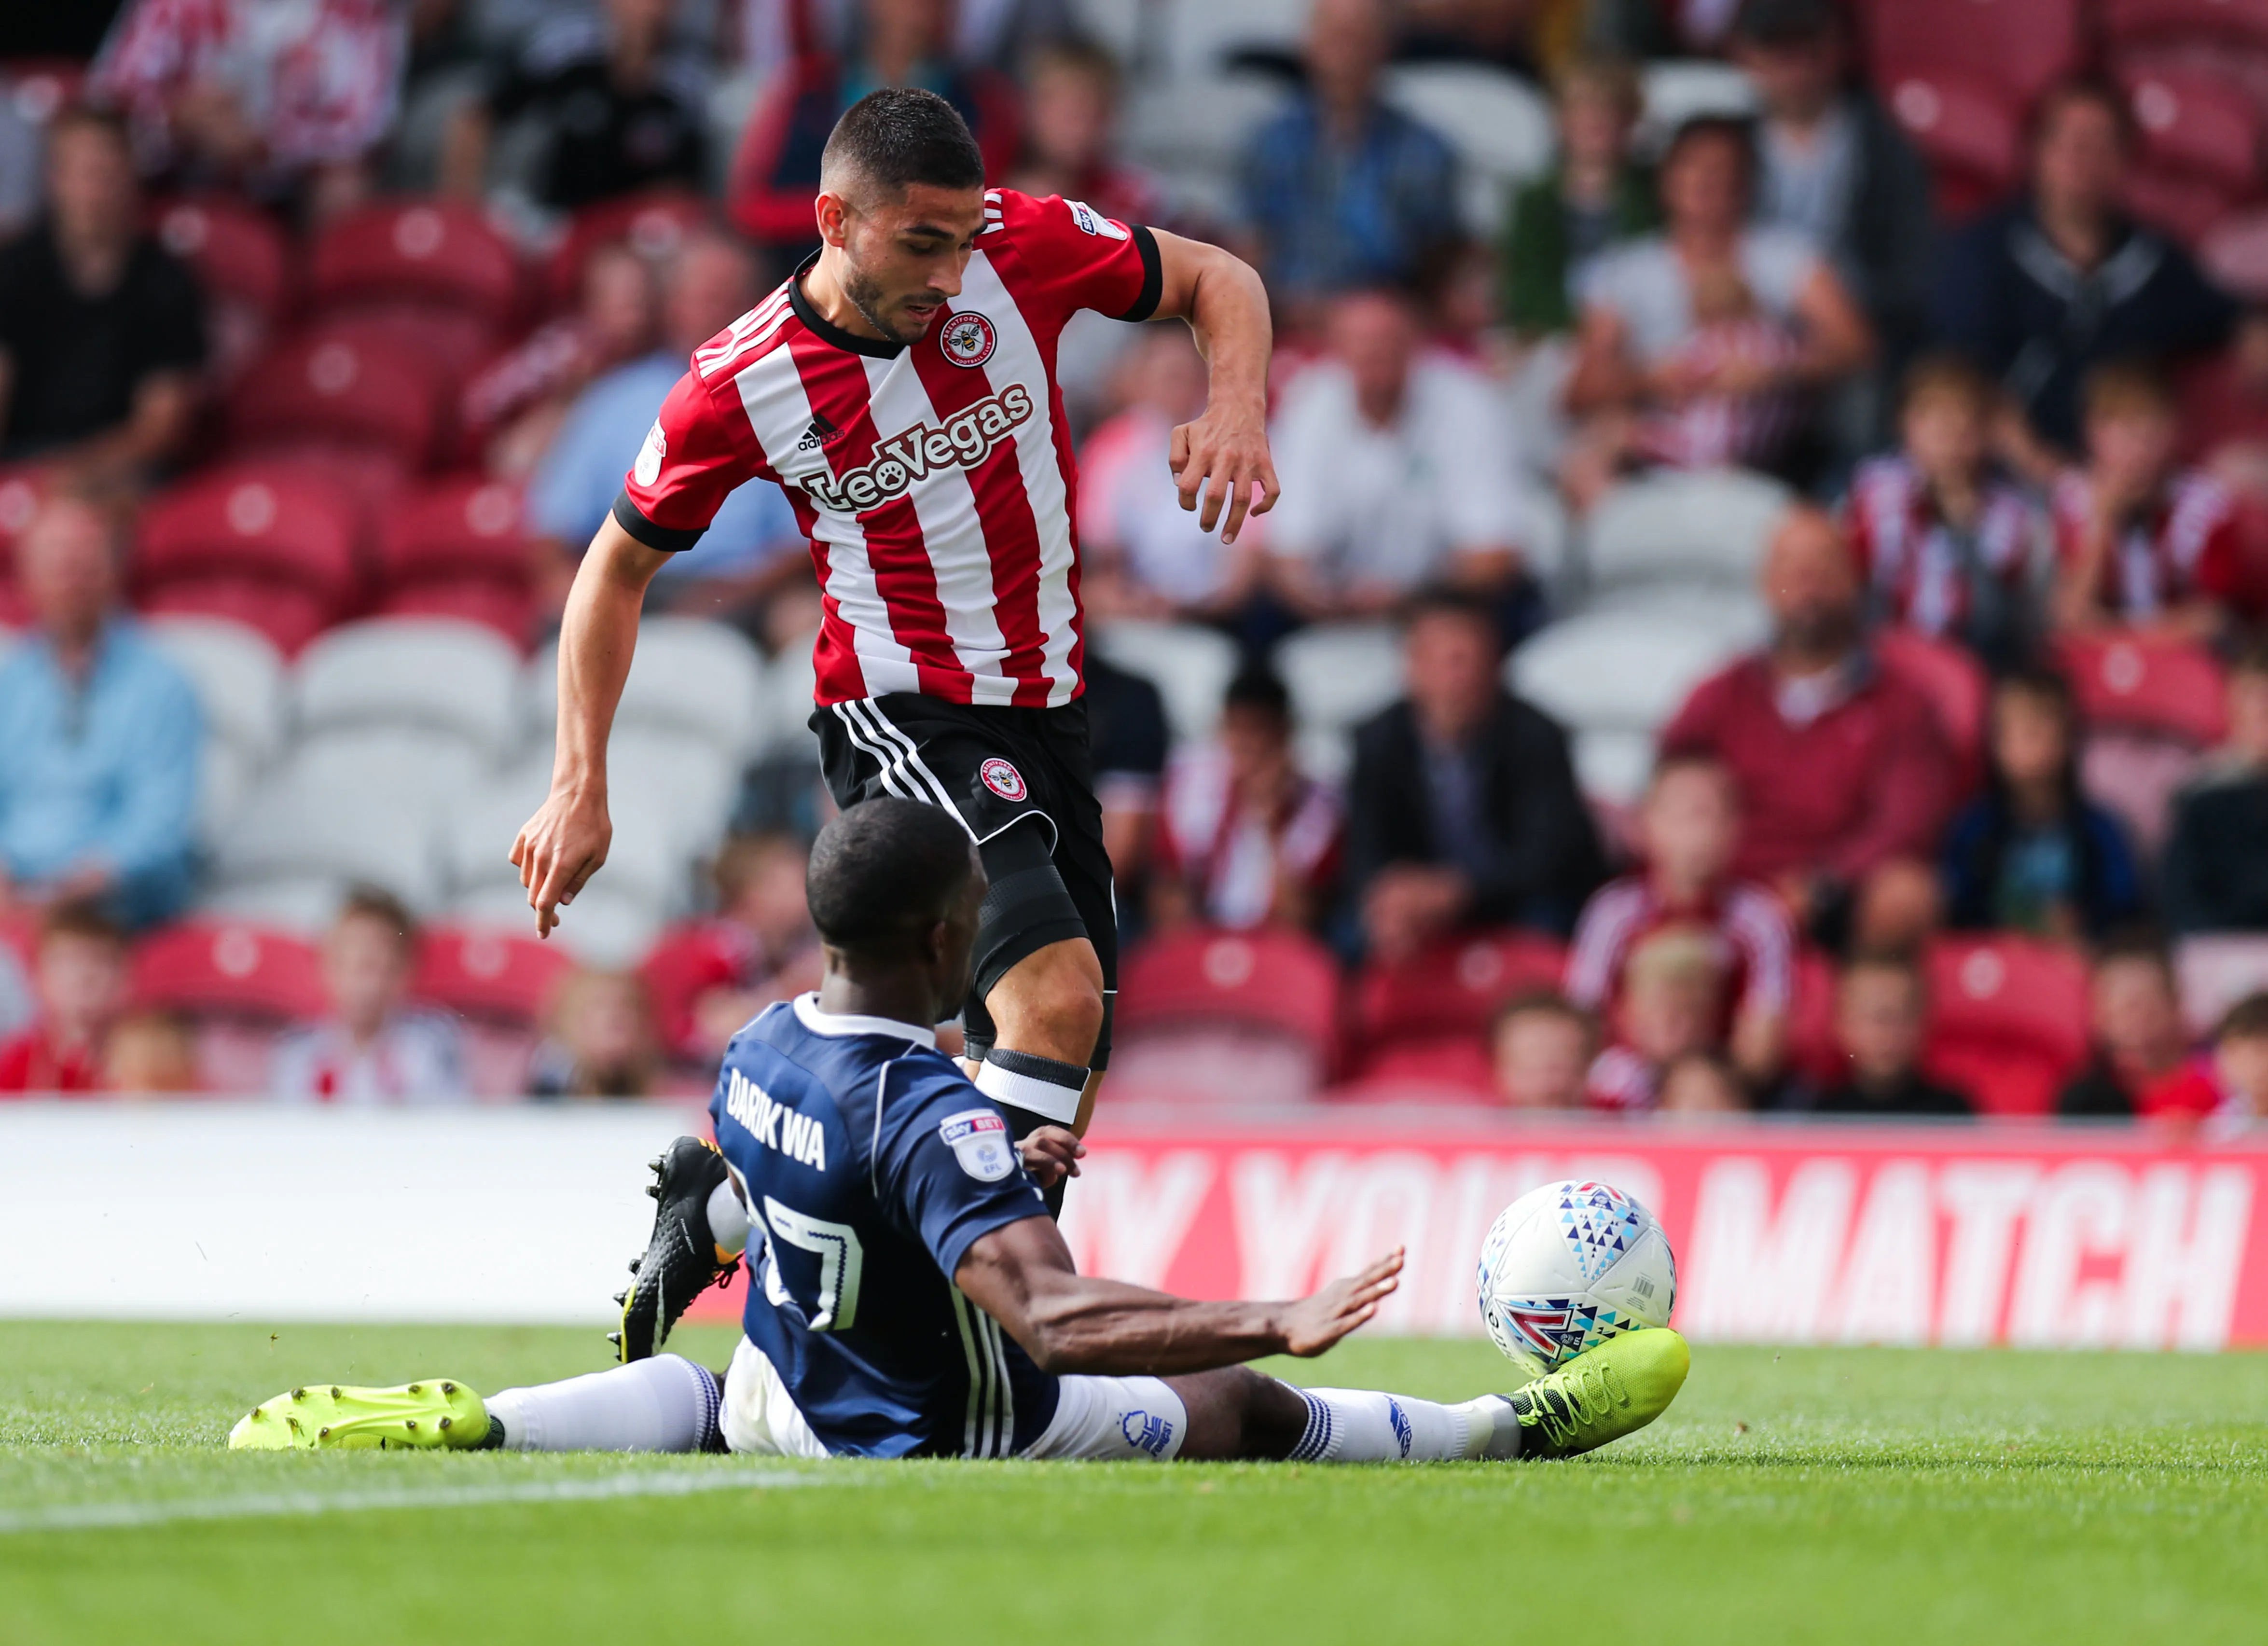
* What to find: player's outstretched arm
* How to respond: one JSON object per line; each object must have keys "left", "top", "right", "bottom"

{"left": 1150, "top": 229, "right": 1279, "bottom": 547}
{"left": 510, "top": 516, "right": 673, "bottom": 937}
{"left": 955, "top": 1215, "right": 1401, "bottom": 1377}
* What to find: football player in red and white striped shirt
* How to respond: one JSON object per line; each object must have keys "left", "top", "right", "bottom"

{"left": 512, "top": 88, "right": 1278, "bottom": 1168}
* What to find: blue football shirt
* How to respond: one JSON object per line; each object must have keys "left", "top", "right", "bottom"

{"left": 711, "top": 995, "right": 1057, "bottom": 1458}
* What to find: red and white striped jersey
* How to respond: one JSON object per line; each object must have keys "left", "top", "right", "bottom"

{"left": 2048, "top": 468, "right": 2243, "bottom": 621}
{"left": 1842, "top": 455, "right": 2042, "bottom": 638}
{"left": 1563, "top": 875, "right": 1796, "bottom": 1029}
{"left": 613, "top": 188, "right": 1162, "bottom": 708}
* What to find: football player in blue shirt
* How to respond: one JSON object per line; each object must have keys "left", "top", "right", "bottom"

{"left": 232, "top": 799, "right": 1688, "bottom": 1464}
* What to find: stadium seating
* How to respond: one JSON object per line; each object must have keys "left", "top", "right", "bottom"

{"left": 2056, "top": 634, "right": 2230, "bottom": 746}
{"left": 2124, "top": 166, "right": 2240, "bottom": 247}
{"left": 375, "top": 478, "right": 534, "bottom": 648}
{"left": 1884, "top": 69, "right": 2025, "bottom": 218}
{"left": 544, "top": 190, "right": 710, "bottom": 307}
{"left": 226, "top": 331, "right": 443, "bottom": 472}
{"left": 451, "top": 880, "right": 662, "bottom": 971}
{"left": 1090, "top": 620, "right": 1241, "bottom": 746}
{"left": 1922, "top": 936, "right": 2092, "bottom": 1116}
{"left": 143, "top": 615, "right": 290, "bottom": 839}
{"left": 1580, "top": 469, "right": 1793, "bottom": 597}
{"left": 1861, "top": 0, "right": 2084, "bottom": 107}
{"left": 1272, "top": 620, "right": 1403, "bottom": 782}
{"left": 131, "top": 921, "right": 325, "bottom": 1021}
{"left": 2118, "top": 64, "right": 2262, "bottom": 198}
{"left": 1875, "top": 628, "right": 1990, "bottom": 785}
{"left": 1114, "top": 927, "right": 1346, "bottom": 1100}
{"left": 2103, "top": 0, "right": 2268, "bottom": 52}
{"left": 413, "top": 923, "right": 574, "bottom": 1024}
{"left": 133, "top": 467, "right": 360, "bottom": 655}
{"left": 523, "top": 618, "right": 771, "bottom": 762}
{"left": 293, "top": 617, "right": 523, "bottom": 764}
{"left": 155, "top": 196, "right": 293, "bottom": 384}
{"left": 1510, "top": 604, "right": 1756, "bottom": 737}
{"left": 306, "top": 200, "right": 523, "bottom": 328}
{"left": 1379, "top": 63, "right": 1553, "bottom": 235}
{"left": 2175, "top": 933, "right": 2268, "bottom": 1034}
{"left": 1636, "top": 60, "right": 1758, "bottom": 152}
{"left": 1352, "top": 932, "right": 1565, "bottom": 1085}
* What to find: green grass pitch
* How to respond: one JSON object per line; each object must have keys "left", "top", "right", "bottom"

{"left": 1, "top": 1322, "right": 2264, "bottom": 1645}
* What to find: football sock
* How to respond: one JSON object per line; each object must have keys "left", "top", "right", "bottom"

{"left": 975, "top": 1049, "right": 1089, "bottom": 1128}
{"left": 482, "top": 1354, "right": 721, "bottom": 1453}
{"left": 706, "top": 1179, "right": 749, "bottom": 1257}
{"left": 1284, "top": 1389, "right": 1495, "bottom": 1463}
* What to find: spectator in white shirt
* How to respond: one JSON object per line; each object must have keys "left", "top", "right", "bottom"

{"left": 270, "top": 887, "right": 466, "bottom": 1104}
{"left": 1266, "top": 289, "right": 1539, "bottom": 624}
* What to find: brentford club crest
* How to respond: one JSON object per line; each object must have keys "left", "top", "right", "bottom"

{"left": 980, "top": 757, "right": 1027, "bottom": 801}
{"left": 940, "top": 311, "right": 997, "bottom": 368}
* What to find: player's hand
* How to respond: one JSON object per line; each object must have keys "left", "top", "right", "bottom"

{"left": 1018, "top": 1126, "right": 1086, "bottom": 1189}
{"left": 1169, "top": 401, "right": 1280, "bottom": 546}
{"left": 509, "top": 785, "right": 612, "bottom": 940}
{"left": 1279, "top": 1247, "right": 1403, "bottom": 1357}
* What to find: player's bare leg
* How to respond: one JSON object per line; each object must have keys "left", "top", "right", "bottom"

{"left": 965, "top": 936, "right": 1107, "bottom": 1134}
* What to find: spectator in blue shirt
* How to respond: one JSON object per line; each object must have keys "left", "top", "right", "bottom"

{"left": 0, "top": 494, "right": 201, "bottom": 929}
{"left": 527, "top": 231, "right": 803, "bottom": 630}
{"left": 1239, "top": 0, "right": 1462, "bottom": 318}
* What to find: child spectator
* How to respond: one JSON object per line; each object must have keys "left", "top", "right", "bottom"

{"left": 646, "top": 833, "right": 823, "bottom": 1065}
{"left": 104, "top": 1007, "right": 198, "bottom": 1093}
{"left": 2057, "top": 934, "right": 2192, "bottom": 1119}
{"left": 461, "top": 241, "right": 657, "bottom": 481}
{"left": 1941, "top": 669, "right": 2142, "bottom": 942}
{"left": 0, "top": 900, "right": 127, "bottom": 1094}
{"left": 1006, "top": 39, "right": 1159, "bottom": 230}
{"left": 1843, "top": 355, "right": 2047, "bottom": 671}
{"left": 1490, "top": 991, "right": 1595, "bottom": 1111}
{"left": 2142, "top": 992, "right": 2268, "bottom": 1124}
{"left": 270, "top": 889, "right": 466, "bottom": 1104}
{"left": 528, "top": 968, "right": 661, "bottom": 1099}
{"left": 2162, "top": 642, "right": 2268, "bottom": 935}
{"left": 2050, "top": 359, "right": 2243, "bottom": 641}
{"left": 1152, "top": 669, "right": 1342, "bottom": 934}
{"left": 1586, "top": 926, "right": 1728, "bottom": 1110}
{"left": 1565, "top": 752, "right": 1795, "bottom": 1085}
{"left": 1498, "top": 55, "right": 1657, "bottom": 340}
{"left": 1808, "top": 952, "right": 1973, "bottom": 1118}
{"left": 1657, "top": 1051, "right": 1751, "bottom": 1116}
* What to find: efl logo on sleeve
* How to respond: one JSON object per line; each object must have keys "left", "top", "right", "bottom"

{"left": 1065, "top": 199, "right": 1130, "bottom": 241}
{"left": 939, "top": 1110, "right": 1016, "bottom": 1181}
{"left": 634, "top": 422, "right": 666, "bottom": 486}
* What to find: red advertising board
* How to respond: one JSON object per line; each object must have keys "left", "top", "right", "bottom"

{"left": 689, "top": 1113, "right": 2268, "bottom": 1350}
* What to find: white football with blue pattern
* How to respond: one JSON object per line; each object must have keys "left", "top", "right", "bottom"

{"left": 1475, "top": 1180, "right": 1677, "bottom": 1380}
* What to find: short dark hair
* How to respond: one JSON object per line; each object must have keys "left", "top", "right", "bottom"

{"left": 1662, "top": 114, "right": 1758, "bottom": 180}
{"left": 41, "top": 897, "right": 124, "bottom": 951}
{"left": 1842, "top": 949, "right": 1927, "bottom": 1000}
{"left": 806, "top": 798, "right": 978, "bottom": 953}
{"left": 2029, "top": 78, "right": 2136, "bottom": 156}
{"left": 46, "top": 104, "right": 132, "bottom": 152}
{"left": 337, "top": 885, "right": 417, "bottom": 947}
{"left": 2092, "top": 926, "right": 2174, "bottom": 983}
{"left": 1730, "top": 0, "right": 1840, "bottom": 47}
{"left": 1401, "top": 584, "right": 1501, "bottom": 645}
{"left": 822, "top": 88, "right": 986, "bottom": 202}
{"left": 2231, "top": 637, "right": 2268, "bottom": 683}
{"left": 1223, "top": 665, "right": 1292, "bottom": 725}
{"left": 2218, "top": 990, "right": 2268, "bottom": 1044}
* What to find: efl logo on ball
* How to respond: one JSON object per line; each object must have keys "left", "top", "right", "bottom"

{"left": 980, "top": 757, "right": 1027, "bottom": 802}
{"left": 940, "top": 312, "right": 996, "bottom": 368}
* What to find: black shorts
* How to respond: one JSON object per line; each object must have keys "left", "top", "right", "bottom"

{"left": 811, "top": 693, "right": 1117, "bottom": 1071}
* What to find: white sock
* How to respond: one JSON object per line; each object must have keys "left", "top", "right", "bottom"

{"left": 484, "top": 1354, "right": 721, "bottom": 1452}
{"left": 1284, "top": 1388, "right": 1490, "bottom": 1463}
{"left": 707, "top": 1180, "right": 749, "bottom": 1255}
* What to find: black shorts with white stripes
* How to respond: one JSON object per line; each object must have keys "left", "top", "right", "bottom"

{"left": 811, "top": 693, "right": 1118, "bottom": 1072}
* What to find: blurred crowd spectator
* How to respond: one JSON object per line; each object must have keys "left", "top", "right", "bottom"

{"left": 8, "top": 0, "right": 2268, "bottom": 1117}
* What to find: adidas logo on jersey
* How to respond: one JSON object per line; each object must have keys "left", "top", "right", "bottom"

{"left": 800, "top": 384, "right": 1035, "bottom": 514}
{"left": 723, "top": 1068, "right": 828, "bottom": 1171}
{"left": 797, "top": 413, "right": 840, "bottom": 453}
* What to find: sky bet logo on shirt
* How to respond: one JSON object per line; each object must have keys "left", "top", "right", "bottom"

{"left": 800, "top": 385, "right": 1035, "bottom": 515}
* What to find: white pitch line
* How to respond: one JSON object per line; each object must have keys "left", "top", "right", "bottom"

{"left": 0, "top": 1466, "right": 841, "bottom": 1535}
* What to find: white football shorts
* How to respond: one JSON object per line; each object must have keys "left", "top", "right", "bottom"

{"left": 719, "top": 1335, "right": 1186, "bottom": 1462}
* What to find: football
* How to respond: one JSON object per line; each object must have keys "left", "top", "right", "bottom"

{"left": 1475, "top": 1180, "right": 1678, "bottom": 1379}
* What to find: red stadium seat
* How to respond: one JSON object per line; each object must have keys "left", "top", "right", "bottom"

{"left": 2120, "top": 65, "right": 2263, "bottom": 195}
{"left": 412, "top": 924, "right": 574, "bottom": 1026}
{"left": 544, "top": 189, "right": 711, "bottom": 307}
{"left": 1347, "top": 1037, "right": 1497, "bottom": 1094}
{"left": 2104, "top": 0, "right": 2268, "bottom": 52}
{"left": 1352, "top": 931, "right": 1566, "bottom": 1065}
{"left": 221, "top": 444, "right": 409, "bottom": 546}
{"left": 2199, "top": 205, "right": 2268, "bottom": 301}
{"left": 296, "top": 305, "right": 500, "bottom": 408}
{"left": 154, "top": 195, "right": 292, "bottom": 321}
{"left": 1884, "top": 70, "right": 2023, "bottom": 219}
{"left": 2055, "top": 634, "right": 2230, "bottom": 746}
{"left": 1863, "top": 0, "right": 2082, "bottom": 107}
{"left": 307, "top": 201, "right": 523, "bottom": 328}
{"left": 1320, "top": 1072, "right": 1501, "bottom": 1107}
{"left": 374, "top": 478, "right": 534, "bottom": 646}
{"left": 134, "top": 466, "right": 360, "bottom": 654}
{"left": 228, "top": 330, "right": 443, "bottom": 470}
{"left": 1922, "top": 936, "right": 2091, "bottom": 1116}
{"left": 1786, "top": 948, "right": 1840, "bottom": 1085}
{"left": 376, "top": 581, "right": 534, "bottom": 644}
{"left": 1875, "top": 629, "right": 1989, "bottom": 789}
{"left": 2123, "top": 166, "right": 2238, "bottom": 247}
{"left": 132, "top": 921, "right": 325, "bottom": 1021}
{"left": 1115, "top": 927, "right": 1345, "bottom": 1052}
